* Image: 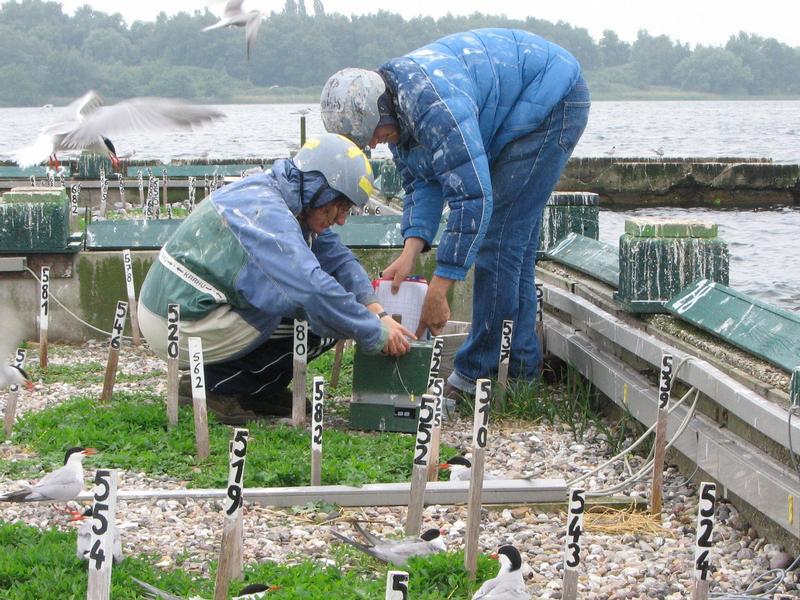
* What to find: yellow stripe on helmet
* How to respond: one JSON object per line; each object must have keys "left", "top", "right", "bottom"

{"left": 304, "top": 138, "right": 322, "bottom": 149}
{"left": 359, "top": 175, "right": 374, "bottom": 196}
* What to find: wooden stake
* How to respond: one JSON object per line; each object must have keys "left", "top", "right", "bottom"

{"left": 188, "top": 176, "right": 196, "bottom": 212}
{"left": 692, "top": 482, "right": 716, "bottom": 600}
{"left": 464, "top": 378, "right": 491, "bottom": 578}
{"left": 330, "top": 339, "right": 346, "bottom": 388}
{"left": 98, "top": 167, "right": 108, "bottom": 219}
{"left": 310, "top": 376, "right": 324, "bottom": 486}
{"left": 3, "top": 348, "right": 26, "bottom": 439}
{"left": 166, "top": 304, "right": 181, "bottom": 427}
{"left": 137, "top": 171, "right": 144, "bottom": 208}
{"left": 86, "top": 469, "right": 118, "bottom": 600}
{"left": 562, "top": 488, "right": 586, "bottom": 600}
{"left": 385, "top": 570, "right": 409, "bottom": 600}
{"left": 214, "top": 429, "right": 250, "bottom": 600}
{"left": 536, "top": 283, "right": 545, "bottom": 363}
{"left": 188, "top": 336, "right": 210, "bottom": 461}
{"left": 497, "top": 320, "right": 513, "bottom": 402}
{"left": 122, "top": 249, "right": 141, "bottom": 345}
{"left": 39, "top": 266, "right": 50, "bottom": 369}
{"left": 100, "top": 301, "right": 128, "bottom": 403}
{"left": 292, "top": 319, "right": 308, "bottom": 427}
{"left": 162, "top": 169, "right": 169, "bottom": 209}
{"left": 427, "top": 377, "right": 444, "bottom": 482}
{"left": 406, "top": 394, "right": 435, "bottom": 536}
{"left": 650, "top": 353, "right": 674, "bottom": 515}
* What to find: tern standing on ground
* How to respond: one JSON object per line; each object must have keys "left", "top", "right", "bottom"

{"left": 0, "top": 447, "right": 96, "bottom": 503}
{"left": 12, "top": 90, "right": 225, "bottom": 170}
{"left": 202, "top": 0, "right": 264, "bottom": 60}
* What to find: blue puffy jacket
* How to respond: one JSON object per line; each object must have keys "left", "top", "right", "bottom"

{"left": 380, "top": 28, "right": 582, "bottom": 281}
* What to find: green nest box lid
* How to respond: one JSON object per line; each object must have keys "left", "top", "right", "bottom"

{"left": 2, "top": 186, "right": 68, "bottom": 204}
{"left": 624, "top": 218, "right": 718, "bottom": 239}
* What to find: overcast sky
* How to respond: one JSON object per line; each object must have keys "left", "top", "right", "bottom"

{"left": 52, "top": 0, "right": 800, "bottom": 47}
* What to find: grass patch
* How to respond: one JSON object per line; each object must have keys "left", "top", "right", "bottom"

{"left": 0, "top": 521, "right": 497, "bottom": 599}
{"left": 3, "top": 392, "right": 456, "bottom": 488}
{"left": 26, "top": 362, "right": 163, "bottom": 385}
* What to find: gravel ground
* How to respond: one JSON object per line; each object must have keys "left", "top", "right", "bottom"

{"left": 1, "top": 341, "right": 798, "bottom": 598}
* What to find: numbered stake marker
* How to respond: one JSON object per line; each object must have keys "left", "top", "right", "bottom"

{"left": 292, "top": 319, "right": 308, "bottom": 427}
{"left": 427, "top": 377, "right": 444, "bottom": 482}
{"left": 497, "top": 320, "right": 513, "bottom": 391}
{"left": 188, "top": 337, "right": 210, "bottom": 460}
{"left": 692, "top": 482, "right": 716, "bottom": 600}
{"left": 39, "top": 266, "right": 50, "bottom": 368}
{"left": 99, "top": 167, "right": 108, "bottom": 218}
{"left": 70, "top": 183, "right": 81, "bottom": 216}
{"left": 86, "top": 469, "right": 118, "bottom": 600}
{"left": 562, "top": 488, "right": 586, "bottom": 600}
{"left": 187, "top": 176, "right": 196, "bottom": 212}
{"left": 330, "top": 339, "right": 346, "bottom": 388}
{"left": 137, "top": 170, "right": 144, "bottom": 208}
{"left": 311, "top": 376, "right": 324, "bottom": 486}
{"left": 117, "top": 173, "right": 125, "bottom": 203}
{"left": 406, "top": 394, "right": 435, "bottom": 536}
{"left": 650, "top": 352, "right": 674, "bottom": 515}
{"left": 214, "top": 428, "right": 249, "bottom": 600}
{"left": 3, "top": 348, "right": 27, "bottom": 439}
{"left": 122, "top": 250, "right": 141, "bottom": 345}
{"left": 100, "top": 301, "right": 128, "bottom": 403}
{"left": 165, "top": 304, "right": 181, "bottom": 427}
{"left": 385, "top": 570, "right": 409, "bottom": 600}
{"left": 536, "top": 283, "right": 545, "bottom": 361}
{"left": 465, "top": 378, "right": 491, "bottom": 578}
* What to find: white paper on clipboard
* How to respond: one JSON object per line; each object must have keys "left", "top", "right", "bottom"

{"left": 373, "top": 276, "right": 429, "bottom": 336}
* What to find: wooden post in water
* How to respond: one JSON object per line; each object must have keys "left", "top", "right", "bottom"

{"left": 165, "top": 304, "right": 181, "bottom": 427}
{"left": 86, "top": 469, "right": 118, "bottom": 600}
{"left": 188, "top": 337, "right": 210, "bottom": 461}
{"left": 39, "top": 266, "right": 50, "bottom": 368}
{"left": 100, "top": 301, "right": 128, "bottom": 403}
{"left": 3, "top": 348, "right": 27, "bottom": 439}
{"left": 292, "top": 319, "right": 308, "bottom": 427}
{"left": 122, "top": 249, "right": 141, "bottom": 345}
{"left": 214, "top": 429, "right": 249, "bottom": 599}
{"left": 464, "top": 378, "right": 491, "bottom": 578}
{"left": 310, "top": 376, "right": 324, "bottom": 486}
{"left": 561, "top": 488, "right": 586, "bottom": 600}
{"left": 691, "top": 482, "right": 716, "bottom": 600}
{"left": 330, "top": 339, "right": 346, "bottom": 388}
{"left": 385, "top": 571, "right": 409, "bottom": 600}
{"left": 497, "top": 320, "right": 513, "bottom": 403}
{"left": 650, "top": 353, "right": 674, "bottom": 515}
{"left": 300, "top": 116, "right": 307, "bottom": 147}
{"left": 406, "top": 394, "right": 435, "bottom": 536}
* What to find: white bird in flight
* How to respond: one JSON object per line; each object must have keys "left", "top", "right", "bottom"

{"left": 0, "top": 447, "right": 97, "bottom": 503}
{"left": 472, "top": 545, "right": 530, "bottom": 600}
{"left": 650, "top": 146, "right": 665, "bottom": 157}
{"left": 202, "top": 0, "right": 264, "bottom": 60}
{"left": 330, "top": 522, "right": 446, "bottom": 565}
{"left": 13, "top": 90, "right": 225, "bottom": 170}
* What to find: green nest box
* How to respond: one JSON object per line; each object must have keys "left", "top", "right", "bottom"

{"left": 76, "top": 153, "right": 116, "bottom": 179}
{"left": 615, "top": 218, "right": 729, "bottom": 313}
{"left": 538, "top": 192, "right": 600, "bottom": 258}
{"left": 0, "top": 186, "right": 80, "bottom": 254}
{"left": 351, "top": 340, "right": 433, "bottom": 433}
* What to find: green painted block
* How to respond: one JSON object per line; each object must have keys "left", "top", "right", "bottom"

{"left": 791, "top": 368, "right": 800, "bottom": 407}
{"left": 0, "top": 165, "right": 71, "bottom": 178}
{"left": 75, "top": 154, "right": 115, "bottom": 179}
{"left": 615, "top": 219, "right": 729, "bottom": 313}
{"left": 538, "top": 192, "right": 599, "bottom": 257}
{"left": 545, "top": 233, "right": 619, "bottom": 288}
{"left": 86, "top": 219, "right": 182, "bottom": 250}
{"left": 625, "top": 218, "right": 717, "bottom": 238}
{"left": 351, "top": 340, "right": 433, "bottom": 433}
{"left": 0, "top": 187, "right": 74, "bottom": 253}
{"left": 370, "top": 159, "right": 403, "bottom": 198}
{"left": 667, "top": 279, "right": 800, "bottom": 372}
{"left": 125, "top": 164, "right": 269, "bottom": 178}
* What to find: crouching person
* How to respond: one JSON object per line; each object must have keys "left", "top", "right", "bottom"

{"left": 138, "top": 134, "right": 414, "bottom": 424}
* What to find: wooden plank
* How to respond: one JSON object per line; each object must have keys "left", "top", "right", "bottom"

{"left": 122, "top": 250, "right": 141, "bottom": 345}
{"left": 100, "top": 301, "right": 127, "bottom": 403}
{"left": 39, "top": 266, "right": 49, "bottom": 368}
{"left": 465, "top": 379, "right": 491, "bottom": 578}
{"left": 668, "top": 279, "right": 800, "bottom": 372}
{"left": 330, "top": 340, "right": 346, "bottom": 388}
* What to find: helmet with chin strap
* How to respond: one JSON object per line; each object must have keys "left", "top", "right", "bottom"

{"left": 320, "top": 68, "right": 387, "bottom": 149}
{"left": 292, "top": 133, "right": 374, "bottom": 209}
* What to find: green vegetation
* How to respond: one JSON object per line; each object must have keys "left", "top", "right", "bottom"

{"left": 0, "top": 1, "right": 798, "bottom": 106}
{"left": 2, "top": 391, "right": 456, "bottom": 487}
{"left": 0, "top": 521, "right": 497, "bottom": 599}
{"left": 26, "top": 361, "right": 163, "bottom": 385}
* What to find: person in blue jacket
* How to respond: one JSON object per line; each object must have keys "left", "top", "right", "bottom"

{"left": 138, "top": 134, "right": 414, "bottom": 423}
{"left": 321, "top": 28, "right": 590, "bottom": 398}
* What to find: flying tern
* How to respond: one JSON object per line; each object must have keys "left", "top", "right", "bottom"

{"left": 12, "top": 90, "right": 225, "bottom": 170}
{"left": 0, "top": 447, "right": 96, "bottom": 503}
{"left": 132, "top": 578, "right": 278, "bottom": 599}
{"left": 472, "top": 545, "right": 530, "bottom": 599}
{"left": 330, "top": 522, "right": 446, "bottom": 566}
{"left": 202, "top": 0, "right": 264, "bottom": 60}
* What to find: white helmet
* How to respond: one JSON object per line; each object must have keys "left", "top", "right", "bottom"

{"left": 292, "top": 133, "right": 375, "bottom": 208}
{"left": 320, "top": 68, "right": 386, "bottom": 149}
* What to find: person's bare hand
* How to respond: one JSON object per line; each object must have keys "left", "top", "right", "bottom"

{"left": 382, "top": 238, "right": 425, "bottom": 293}
{"left": 382, "top": 315, "right": 416, "bottom": 356}
{"left": 416, "top": 285, "right": 451, "bottom": 338}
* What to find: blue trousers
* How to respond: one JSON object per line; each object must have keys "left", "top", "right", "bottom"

{"left": 448, "top": 77, "right": 590, "bottom": 391}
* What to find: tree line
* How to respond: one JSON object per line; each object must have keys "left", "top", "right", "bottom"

{"left": 1, "top": 0, "right": 798, "bottom": 106}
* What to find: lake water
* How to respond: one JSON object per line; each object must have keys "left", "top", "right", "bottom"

{"left": 0, "top": 101, "right": 798, "bottom": 310}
